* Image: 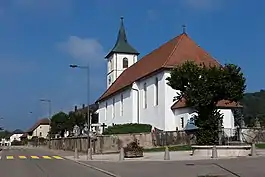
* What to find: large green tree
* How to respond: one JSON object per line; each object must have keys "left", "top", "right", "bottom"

{"left": 167, "top": 61, "right": 246, "bottom": 145}
{"left": 50, "top": 112, "right": 69, "bottom": 137}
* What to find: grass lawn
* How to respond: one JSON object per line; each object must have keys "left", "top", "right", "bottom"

{"left": 256, "top": 143, "right": 265, "bottom": 149}
{"left": 143, "top": 145, "right": 192, "bottom": 152}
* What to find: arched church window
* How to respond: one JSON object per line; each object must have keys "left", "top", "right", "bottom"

{"left": 123, "top": 57, "right": 128, "bottom": 68}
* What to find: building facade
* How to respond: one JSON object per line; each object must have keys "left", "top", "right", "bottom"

{"left": 96, "top": 17, "right": 241, "bottom": 134}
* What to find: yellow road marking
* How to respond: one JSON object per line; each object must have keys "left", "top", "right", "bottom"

{"left": 52, "top": 156, "right": 63, "bottom": 160}
{"left": 6, "top": 156, "right": 14, "bottom": 160}
{"left": 42, "top": 156, "right": 52, "bottom": 159}
{"left": 19, "top": 156, "right": 27, "bottom": 159}
{"left": 31, "top": 156, "right": 39, "bottom": 159}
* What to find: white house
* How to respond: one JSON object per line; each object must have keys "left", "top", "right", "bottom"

{"left": 26, "top": 118, "right": 50, "bottom": 139}
{"left": 9, "top": 129, "right": 24, "bottom": 142}
{"left": 0, "top": 129, "right": 24, "bottom": 146}
{"left": 96, "top": 17, "right": 242, "bottom": 135}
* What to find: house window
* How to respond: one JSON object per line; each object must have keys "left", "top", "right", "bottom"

{"left": 105, "top": 101, "right": 107, "bottom": 120}
{"left": 120, "top": 94, "right": 124, "bottom": 116}
{"left": 112, "top": 98, "right": 115, "bottom": 118}
{"left": 123, "top": 57, "right": 128, "bottom": 68}
{"left": 154, "top": 78, "right": 158, "bottom": 106}
{"left": 180, "top": 117, "right": 184, "bottom": 128}
{"left": 143, "top": 83, "right": 147, "bottom": 108}
{"left": 39, "top": 132, "right": 42, "bottom": 137}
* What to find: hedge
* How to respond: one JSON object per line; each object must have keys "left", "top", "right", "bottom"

{"left": 103, "top": 123, "right": 152, "bottom": 135}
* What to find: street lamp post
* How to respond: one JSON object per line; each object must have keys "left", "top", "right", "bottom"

{"left": 69, "top": 64, "right": 92, "bottom": 160}
{"left": 40, "top": 99, "right": 52, "bottom": 149}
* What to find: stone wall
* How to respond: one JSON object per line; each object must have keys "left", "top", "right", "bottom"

{"left": 50, "top": 131, "right": 195, "bottom": 154}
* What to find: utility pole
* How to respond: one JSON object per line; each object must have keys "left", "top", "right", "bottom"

{"left": 70, "top": 63, "right": 92, "bottom": 160}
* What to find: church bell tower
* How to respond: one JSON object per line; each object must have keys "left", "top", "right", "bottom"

{"left": 105, "top": 17, "right": 139, "bottom": 88}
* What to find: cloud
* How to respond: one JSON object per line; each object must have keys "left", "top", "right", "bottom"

{"left": 183, "top": 0, "right": 223, "bottom": 10}
{"left": 57, "top": 36, "right": 105, "bottom": 63}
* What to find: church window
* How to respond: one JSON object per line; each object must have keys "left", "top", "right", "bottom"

{"left": 108, "top": 76, "right": 112, "bottom": 86}
{"left": 112, "top": 98, "right": 115, "bottom": 119}
{"left": 105, "top": 101, "right": 107, "bottom": 120}
{"left": 123, "top": 57, "right": 128, "bottom": 68}
{"left": 143, "top": 83, "right": 147, "bottom": 108}
{"left": 154, "top": 78, "right": 158, "bottom": 106}
{"left": 110, "top": 59, "right": 113, "bottom": 70}
{"left": 120, "top": 94, "right": 124, "bottom": 116}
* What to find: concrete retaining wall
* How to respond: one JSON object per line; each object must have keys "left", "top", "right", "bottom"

{"left": 50, "top": 131, "right": 195, "bottom": 154}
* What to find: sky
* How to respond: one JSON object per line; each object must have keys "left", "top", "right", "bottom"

{"left": 0, "top": 0, "right": 265, "bottom": 131}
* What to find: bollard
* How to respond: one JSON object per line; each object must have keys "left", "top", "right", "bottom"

{"left": 164, "top": 146, "right": 170, "bottom": 160}
{"left": 74, "top": 147, "right": 79, "bottom": 159}
{"left": 251, "top": 143, "right": 256, "bottom": 156}
{"left": 212, "top": 145, "right": 217, "bottom": 159}
{"left": 119, "top": 147, "right": 124, "bottom": 161}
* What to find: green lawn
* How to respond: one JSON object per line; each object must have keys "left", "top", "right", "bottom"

{"left": 256, "top": 143, "right": 265, "bottom": 149}
{"left": 143, "top": 145, "right": 192, "bottom": 152}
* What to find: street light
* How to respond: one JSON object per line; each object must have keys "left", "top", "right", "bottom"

{"left": 40, "top": 99, "right": 52, "bottom": 149}
{"left": 69, "top": 63, "right": 92, "bottom": 160}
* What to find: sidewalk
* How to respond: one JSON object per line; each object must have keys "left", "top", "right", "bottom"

{"left": 29, "top": 146, "right": 265, "bottom": 162}
{"left": 65, "top": 151, "right": 238, "bottom": 162}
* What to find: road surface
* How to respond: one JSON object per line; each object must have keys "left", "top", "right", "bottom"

{"left": 0, "top": 146, "right": 110, "bottom": 177}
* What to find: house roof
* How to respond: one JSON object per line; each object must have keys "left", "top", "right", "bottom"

{"left": 97, "top": 32, "right": 220, "bottom": 102}
{"left": 105, "top": 17, "right": 139, "bottom": 58}
{"left": 171, "top": 98, "right": 243, "bottom": 109}
{"left": 12, "top": 129, "right": 24, "bottom": 134}
{"left": 26, "top": 118, "right": 50, "bottom": 133}
{"left": 75, "top": 104, "right": 99, "bottom": 115}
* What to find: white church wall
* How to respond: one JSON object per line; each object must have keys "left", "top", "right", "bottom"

{"left": 137, "top": 71, "right": 166, "bottom": 130}
{"left": 174, "top": 108, "right": 194, "bottom": 130}
{"left": 173, "top": 107, "right": 235, "bottom": 133}
{"left": 98, "top": 88, "right": 133, "bottom": 128}
{"left": 164, "top": 71, "right": 181, "bottom": 131}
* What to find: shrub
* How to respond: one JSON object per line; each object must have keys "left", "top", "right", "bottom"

{"left": 11, "top": 140, "right": 23, "bottom": 146}
{"left": 103, "top": 123, "right": 152, "bottom": 135}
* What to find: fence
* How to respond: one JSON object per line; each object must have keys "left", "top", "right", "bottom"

{"left": 50, "top": 130, "right": 195, "bottom": 154}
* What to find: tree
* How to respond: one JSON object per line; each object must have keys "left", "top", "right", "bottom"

{"left": 67, "top": 111, "right": 86, "bottom": 131}
{"left": 50, "top": 112, "right": 69, "bottom": 137}
{"left": 167, "top": 61, "right": 246, "bottom": 145}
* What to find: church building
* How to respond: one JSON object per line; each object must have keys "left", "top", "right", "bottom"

{"left": 96, "top": 17, "right": 241, "bottom": 134}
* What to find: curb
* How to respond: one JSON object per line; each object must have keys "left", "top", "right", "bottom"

{"left": 64, "top": 157, "right": 120, "bottom": 177}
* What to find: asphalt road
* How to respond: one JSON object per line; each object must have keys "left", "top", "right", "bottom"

{"left": 0, "top": 146, "right": 110, "bottom": 177}
{"left": 82, "top": 157, "right": 265, "bottom": 177}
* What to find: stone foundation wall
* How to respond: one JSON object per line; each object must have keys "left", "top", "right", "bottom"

{"left": 50, "top": 131, "right": 195, "bottom": 154}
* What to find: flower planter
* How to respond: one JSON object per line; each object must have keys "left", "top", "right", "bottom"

{"left": 124, "top": 141, "right": 144, "bottom": 158}
{"left": 124, "top": 150, "right": 143, "bottom": 158}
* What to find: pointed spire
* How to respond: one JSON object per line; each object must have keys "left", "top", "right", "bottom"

{"left": 116, "top": 16, "right": 127, "bottom": 44}
{"left": 182, "top": 25, "right": 187, "bottom": 34}
{"left": 105, "top": 17, "right": 139, "bottom": 58}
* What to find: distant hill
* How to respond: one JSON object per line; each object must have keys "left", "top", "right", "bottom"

{"left": 241, "top": 90, "right": 265, "bottom": 126}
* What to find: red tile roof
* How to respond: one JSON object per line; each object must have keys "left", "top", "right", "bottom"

{"left": 171, "top": 98, "right": 243, "bottom": 109}
{"left": 97, "top": 32, "right": 221, "bottom": 102}
{"left": 26, "top": 118, "right": 50, "bottom": 133}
